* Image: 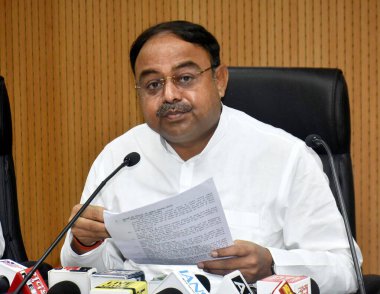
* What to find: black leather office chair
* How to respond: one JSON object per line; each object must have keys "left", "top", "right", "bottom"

{"left": 223, "top": 67, "right": 380, "bottom": 294}
{"left": 0, "top": 75, "right": 28, "bottom": 262}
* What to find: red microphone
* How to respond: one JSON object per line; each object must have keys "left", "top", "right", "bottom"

{"left": 0, "top": 259, "right": 48, "bottom": 294}
{"left": 8, "top": 267, "right": 48, "bottom": 294}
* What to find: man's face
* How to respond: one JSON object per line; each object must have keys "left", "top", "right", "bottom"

{"left": 134, "top": 33, "right": 228, "bottom": 151}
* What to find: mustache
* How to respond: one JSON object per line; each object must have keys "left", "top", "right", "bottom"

{"left": 156, "top": 102, "right": 192, "bottom": 117}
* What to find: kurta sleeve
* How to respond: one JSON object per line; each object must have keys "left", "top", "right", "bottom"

{"left": 60, "top": 230, "right": 125, "bottom": 271}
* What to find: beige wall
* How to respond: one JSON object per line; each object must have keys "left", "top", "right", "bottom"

{"left": 0, "top": 0, "right": 379, "bottom": 274}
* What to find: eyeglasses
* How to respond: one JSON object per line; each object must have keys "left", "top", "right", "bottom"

{"left": 135, "top": 66, "right": 213, "bottom": 98}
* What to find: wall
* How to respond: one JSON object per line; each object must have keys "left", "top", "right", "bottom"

{"left": 0, "top": 0, "right": 379, "bottom": 274}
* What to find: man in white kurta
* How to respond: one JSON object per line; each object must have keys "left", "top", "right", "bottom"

{"left": 61, "top": 105, "right": 361, "bottom": 293}
{"left": 61, "top": 20, "right": 361, "bottom": 293}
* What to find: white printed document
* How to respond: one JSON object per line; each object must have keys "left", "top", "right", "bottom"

{"left": 104, "top": 178, "right": 233, "bottom": 265}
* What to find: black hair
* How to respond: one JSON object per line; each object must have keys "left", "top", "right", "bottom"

{"left": 129, "top": 20, "right": 220, "bottom": 74}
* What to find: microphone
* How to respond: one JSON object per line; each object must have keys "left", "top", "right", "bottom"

{"left": 216, "top": 270, "right": 253, "bottom": 294}
{"left": 305, "top": 134, "right": 366, "bottom": 294}
{"left": 13, "top": 152, "right": 141, "bottom": 294}
{"left": 0, "top": 260, "right": 26, "bottom": 289}
{"left": 0, "top": 259, "right": 47, "bottom": 293}
{"left": 47, "top": 281, "right": 81, "bottom": 294}
{"left": 91, "top": 280, "right": 147, "bottom": 293}
{"left": 257, "top": 275, "right": 310, "bottom": 294}
{"left": 0, "top": 275, "right": 10, "bottom": 293}
{"left": 195, "top": 274, "right": 211, "bottom": 293}
{"left": 48, "top": 266, "right": 96, "bottom": 294}
{"left": 156, "top": 289, "right": 183, "bottom": 294}
{"left": 152, "top": 270, "right": 210, "bottom": 294}
{"left": 8, "top": 268, "right": 48, "bottom": 293}
{"left": 310, "top": 278, "right": 320, "bottom": 294}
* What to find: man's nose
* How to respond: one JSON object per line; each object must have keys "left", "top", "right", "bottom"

{"left": 162, "top": 78, "right": 181, "bottom": 102}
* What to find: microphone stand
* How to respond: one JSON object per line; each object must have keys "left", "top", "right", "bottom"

{"left": 13, "top": 153, "right": 140, "bottom": 294}
{"left": 306, "top": 135, "right": 366, "bottom": 294}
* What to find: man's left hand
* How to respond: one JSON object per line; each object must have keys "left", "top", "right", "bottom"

{"left": 197, "top": 240, "right": 273, "bottom": 283}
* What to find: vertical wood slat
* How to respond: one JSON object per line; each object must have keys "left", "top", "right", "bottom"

{"left": 365, "top": 0, "right": 378, "bottom": 270}
{"left": 0, "top": 0, "right": 379, "bottom": 274}
{"left": 360, "top": 0, "right": 371, "bottom": 268}
{"left": 377, "top": 0, "right": 380, "bottom": 272}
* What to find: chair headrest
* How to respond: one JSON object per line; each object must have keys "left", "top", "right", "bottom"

{"left": 223, "top": 67, "right": 351, "bottom": 154}
{"left": 0, "top": 76, "right": 13, "bottom": 155}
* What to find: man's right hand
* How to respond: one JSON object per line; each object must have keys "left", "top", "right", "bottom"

{"left": 69, "top": 204, "right": 110, "bottom": 254}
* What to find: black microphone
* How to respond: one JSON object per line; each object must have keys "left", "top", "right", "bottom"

{"left": 195, "top": 274, "right": 211, "bottom": 293}
{"left": 13, "top": 152, "right": 141, "bottom": 294}
{"left": 47, "top": 280, "right": 81, "bottom": 294}
{"left": 156, "top": 289, "right": 183, "bottom": 294}
{"left": 305, "top": 134, "right": 366, "bottom": 294}
{"left": 310, "top": 278, "right": 320, "bottom": 294}
{"left": 0, "top": 275, "right": 10, "bottom": 294}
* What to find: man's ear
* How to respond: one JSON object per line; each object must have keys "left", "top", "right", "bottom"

{"left": 214, "top": 65, "right": 229, "bottom": 98}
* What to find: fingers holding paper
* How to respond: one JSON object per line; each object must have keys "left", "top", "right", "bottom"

{"left": 69, "top": 204, "right": 110, "bottom": 248}
{"left": 197, "top": 240, "right": 274, "bottom": 283}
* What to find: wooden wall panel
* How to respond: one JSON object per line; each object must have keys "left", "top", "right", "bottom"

{"left": 0, "top": 0, "right": 379, "bottom": 275}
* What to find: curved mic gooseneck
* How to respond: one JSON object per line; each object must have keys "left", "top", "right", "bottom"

{"left": 13, "top": 152, "right": 141, "bottom": 294}
{"left": 305, "top": 134, "right": 365, "bottom": 294}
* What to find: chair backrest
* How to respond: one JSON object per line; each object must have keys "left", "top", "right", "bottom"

{"left": 223, "top": 67, "right": 356, "bottom": 237}
{"left": 0, "top": 75, "right": 28, "bottom": 261}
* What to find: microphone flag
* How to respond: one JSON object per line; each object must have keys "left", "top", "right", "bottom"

{"left": 8, "top": 267, "right": 48, "bottom": 294}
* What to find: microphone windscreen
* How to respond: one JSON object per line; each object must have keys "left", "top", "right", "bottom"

{"left": 0, "top": 275, "right": 10, "bottom": 293}
{"left": 47, "top": 280, "right": 81, "bottom": 294}
{"left": 124, "top": 152, "right": 140, "bottom": 166}
{"left": 305, "top": 134, "right": 321, "bottom": 148}
{"left": 195, "top": 274, "right": 211, "bottom": 292}
{"left": 156, "top": 288, "right": 183, "bottom": 294}
{"left": 310, "top": 278, "right": 320, "bottom": 294}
